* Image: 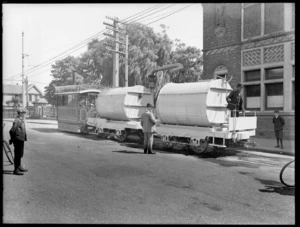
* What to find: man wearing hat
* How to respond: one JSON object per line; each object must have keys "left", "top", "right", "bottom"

{"left": 226, "top": 83, "right": 245, "bottom": 117}
{"left": 140, "top": 103, "right": 157, "bottom": 154}
{"left": 9, "top": 107, "right": 28, "bottom": 175}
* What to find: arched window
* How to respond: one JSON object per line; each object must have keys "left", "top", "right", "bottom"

{"left": 214, "top": 65, "right": 228, "bottom": 79}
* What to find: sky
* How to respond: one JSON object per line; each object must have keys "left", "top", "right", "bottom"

{"left": 3, "top": 3, "right": 203, "bottom": 93}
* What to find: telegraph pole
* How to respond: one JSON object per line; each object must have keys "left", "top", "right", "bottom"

{"left": 125, "top": 34, "right": 128, "bottom": 87}
{"left": 103, "top": 17, "right": 128, "bottom": 87}
{"left": 22, "top": 32, "right": 26, "bottom": 107}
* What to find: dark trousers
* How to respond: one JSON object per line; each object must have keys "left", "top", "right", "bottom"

{"left": 230, "top": 109, "right": 240, "bottom": 117}
{"left": 13, "top": 141, "right": 24, "bottom": 170}
{"left": 275, "top": 129, "right": 283, "bottom": 146}
{"left": 143, "top": 132, "right": 154, "bottom": 153}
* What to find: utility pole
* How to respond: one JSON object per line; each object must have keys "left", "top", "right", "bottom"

{"left": 26, "top": 77, "right": 29, "bottom": 107}
{"left": 103, "top": 17, "right": 128, "bottom": 87}
{"left": 125, "top": 34, "right": 128, "bottom": 87}
{"left": 22, "top": 32, "right": 26, "bottom": 107}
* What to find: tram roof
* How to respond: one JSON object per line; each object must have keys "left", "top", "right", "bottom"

{"left": 54, "top": 84, "right": 101, "bottom": 95}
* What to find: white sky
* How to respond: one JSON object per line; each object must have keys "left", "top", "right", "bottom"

{"left": 3, "top": 3, "right": 203, "bottom": 93}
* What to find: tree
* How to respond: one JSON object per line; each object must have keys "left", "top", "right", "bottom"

{"left": 6, "top": 96, "right": 21, "bottom": 110}
{"left": 43, "top": 82, "right": 57, "bottom": 106}
{"left": 43, "top": 22, "right": 203, "bottom": 104}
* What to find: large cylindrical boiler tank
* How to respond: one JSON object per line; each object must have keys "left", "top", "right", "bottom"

{"left": 96, "top": 85, "right": 153, "bottom": 121}
{"left": 156, "top": 79, "right": 232, "bottom": 127}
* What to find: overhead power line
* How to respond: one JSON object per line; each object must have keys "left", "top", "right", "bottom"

{"left": 8, "top": 4, "right": 193, "bottom": 81}
{"left": 145, "top": 4, "right": 193, "bottom": 26}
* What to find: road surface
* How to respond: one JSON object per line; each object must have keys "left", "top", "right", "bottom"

{"left": 3, "top": 120, "right": 295, "bottom": 224}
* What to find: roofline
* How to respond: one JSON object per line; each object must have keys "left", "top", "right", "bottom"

{"left": 55, "top": 89, "right": 101, "bottom": 95}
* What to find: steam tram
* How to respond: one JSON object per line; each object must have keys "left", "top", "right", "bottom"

{"left": 55, "top": 84, "right": 101, "bottom": 133}
{"left": 53, "top": 64, "right": 257, "bottom": 154}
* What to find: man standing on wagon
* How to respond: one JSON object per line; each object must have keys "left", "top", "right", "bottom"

{"left": 141, "top": 103, "right": 157, "bottom": 154}
{"left": 226, "top": 83, "right": 245, "bottom": 117}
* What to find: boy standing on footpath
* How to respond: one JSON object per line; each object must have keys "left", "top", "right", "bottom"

{"left": 9, "top": 107, "right": 28, "bottom": 175}
{"left": 273, "top": 110, "right": 285, "bottom": 149}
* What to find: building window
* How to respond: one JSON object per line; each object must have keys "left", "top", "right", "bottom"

{"left": 29, "top": 94, "right": 32, "bottom": 102}
{"left": 265, "top": 83, "right": 283, "bottom": 110}
{"left": 292, "top": 81, "right": 295, "bottom": 110}
{"left": 265, "top": 67, "right": 283, "bottom": 80}
{"left": 244, "top": 70, "right": 261, "bottom": 82}
{"left": 245, "top": 84, "right": 261, "bottom": 109}
{"left": 264, "top": 3, "right": 284, "bottom": 35}
{"left": 243, "top": 4, "right": 261, "bottom": 39}
{"left": 291, "top": 3, "right": 295, "bottom": 30}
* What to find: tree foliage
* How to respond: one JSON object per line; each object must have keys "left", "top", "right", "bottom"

{"left": 44, "top": 23, "right": 203, "bottom": 105}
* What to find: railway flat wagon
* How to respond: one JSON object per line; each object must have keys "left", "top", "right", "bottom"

{"left": 86, "top": 85, "right": 154, "bottom": 141}
{"left": 155, "top": 79, "right": 257, "bottom": 153}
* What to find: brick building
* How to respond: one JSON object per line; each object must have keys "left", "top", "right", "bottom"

{"left": 202, "top": 3, "right": 295, "bottom": 140}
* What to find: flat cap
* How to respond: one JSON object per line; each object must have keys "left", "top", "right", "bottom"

{"left": 17, "top": 107, "right": 27, "bottom": 113}
{"left": 146, "top": 103, "right": 154, "bottom": 108}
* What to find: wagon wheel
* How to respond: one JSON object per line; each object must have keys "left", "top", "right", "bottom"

{"left": 137, "top": 130, "right": 144, "bottom": 140}
{"left": 164, "top": 142, "right": 174, "bottom": 150}
{"left": 189, "top": 138, "right": 208, "bottom": 154}
{"left": 117, "top": 131, "right": 128, "bottom": 142}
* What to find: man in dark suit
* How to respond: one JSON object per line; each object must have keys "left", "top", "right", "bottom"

{"left": 9, "top": 107, "right": 28, "bottom": 175}
{"left": 140, "top": 103, "right": 157, "bottom": 154}
{"left": 226, "top": 83, "right": 245, "bottom": 117}
{"left": 273, "top": 110, "right": 285, "bottom": 149}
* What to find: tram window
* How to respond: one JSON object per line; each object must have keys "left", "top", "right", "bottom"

{"left": 57, "top": 96, "right": 63, "bottom": 106}
{"left": 78, "top": 94, "right": 87, "bottom": 107}
{"left": 88, "top": 93, "right": 98, "bottom": 105}
{"left": 68, "top": 95, "right": 78, "bottom": 107}
{"left": 62, "top": 95, "right": 68, "bottom": 106}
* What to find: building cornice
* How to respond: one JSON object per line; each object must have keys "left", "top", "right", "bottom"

{"left": 203, "top": 31, "right": 294, "bottom": 56}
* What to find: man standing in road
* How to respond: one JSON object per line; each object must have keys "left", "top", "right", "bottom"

{"left": 9, "top": 107, "right": 28, "bottom": 175}
{"left": 226, "top": 83, "right": 245, "bottom": 117}
{"left": 141, "top": 103, "right": 157, "bottom": 154}
{"left": 273, "top": 110, "right": 285, "bottom": 149}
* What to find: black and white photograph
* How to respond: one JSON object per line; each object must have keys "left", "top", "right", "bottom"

{"left": 2, "top": 3, "right": 295, "bottom": 224}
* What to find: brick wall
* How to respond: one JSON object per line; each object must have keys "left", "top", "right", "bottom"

{"left": 203, "top": 3, "right": 242, "bottom": 50}
{"left": 202, "top": 48, "right": 241, "bottom": 88}
{"left": 202, "top": 3, "right": 242, "bottom": 88}
{"left": 254, "top": 112, "right": 294, "bottom": 140}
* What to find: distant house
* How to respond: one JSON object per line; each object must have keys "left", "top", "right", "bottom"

{"left": 3, "top": 83, "right": 44, "bottom": 107}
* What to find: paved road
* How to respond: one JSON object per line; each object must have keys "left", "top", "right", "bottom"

{"left": 3, "top": 121, "right": 295, "bottom": 224}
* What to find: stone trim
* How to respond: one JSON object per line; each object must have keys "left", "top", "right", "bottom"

{"left": 242, "top": 33, "right": 294, "bottom": 50}
{"left": 203, "top": 45, "right": 241, "bottom": 56}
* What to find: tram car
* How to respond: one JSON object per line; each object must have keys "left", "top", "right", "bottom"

{"left": 54, "top": 84, "right": 101, "bottom": 133}
{"left": 85, "top": 78, "right": 257, "bottom": 153}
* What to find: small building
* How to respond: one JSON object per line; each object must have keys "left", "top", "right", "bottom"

{"left": 3, "top": 83, "right": 43, "bottom": 107}
{"left": 32, "top": 98, "right": 49, "bottom": 118}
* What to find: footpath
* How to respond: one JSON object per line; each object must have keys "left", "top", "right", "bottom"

{"left": 3, "top": 118, "right": 294, "bottom": 157}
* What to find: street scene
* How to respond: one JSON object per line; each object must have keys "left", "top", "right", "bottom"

{"left": 3, "top": 119, "right": 295, "bottom": 224}
{"left": 3, "top": 3, "right": 295, "bottom": 225}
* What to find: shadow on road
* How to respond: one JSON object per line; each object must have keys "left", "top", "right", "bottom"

{"left": 31, "top": 128, "right": 60, "bottom": 133}
{"left": 255, "top": 177, "right": 295, "bottom": 196}
{"left": 259, "top": 186, "right": 295, "bottom": 196}
{"left": 112, "top": 150, "right": 144, "bottom": 154}
{"left": 3, "top": 170, "right": 13, "bottom": 174}
{"left": 196, "top": 148, "right": 240, "bottom": 159}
